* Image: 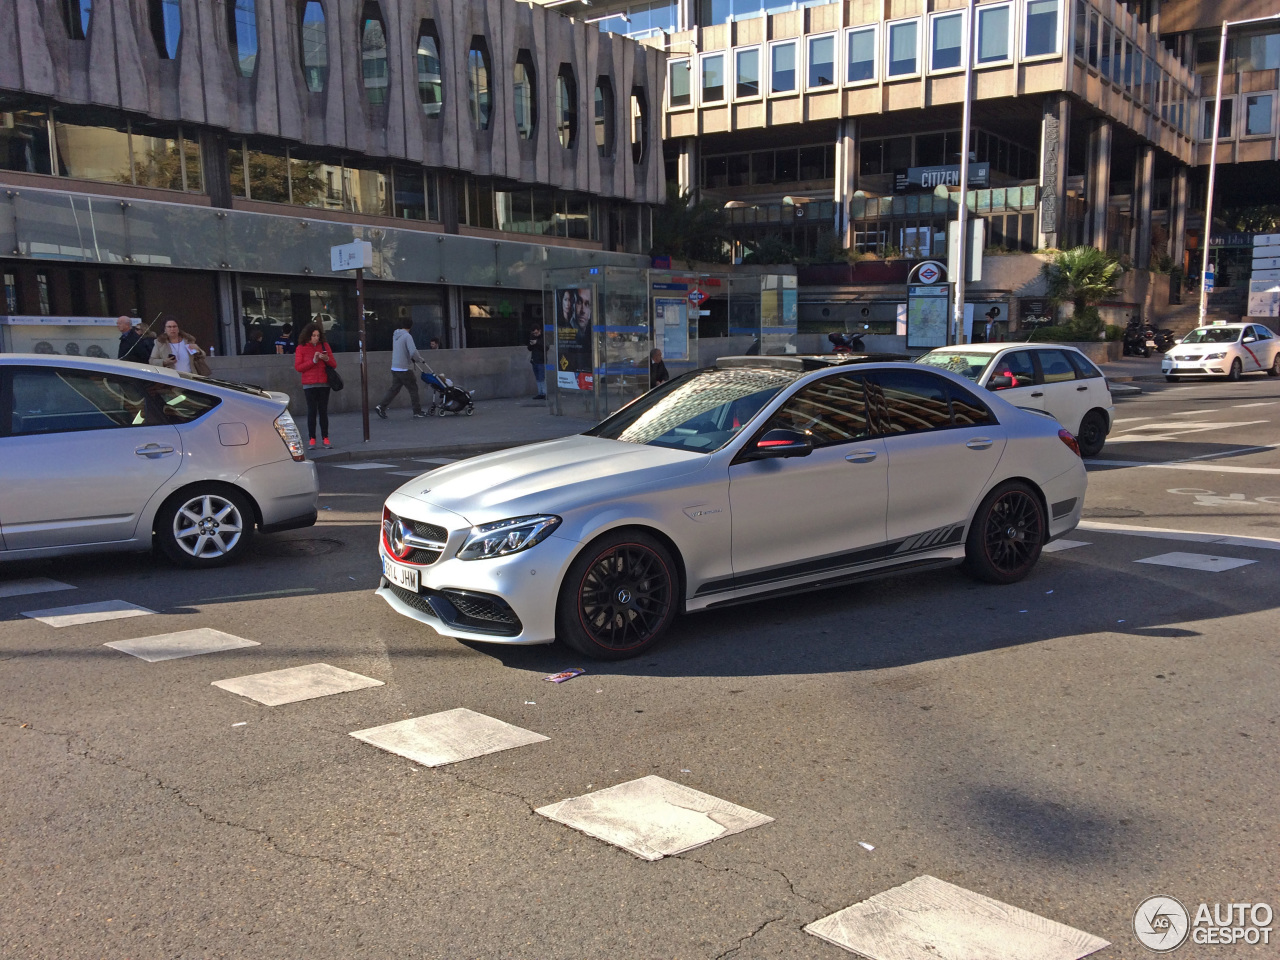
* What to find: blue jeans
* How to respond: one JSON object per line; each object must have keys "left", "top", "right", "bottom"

{"left": 531, "top": 360, "right": 545, "bottom": 393}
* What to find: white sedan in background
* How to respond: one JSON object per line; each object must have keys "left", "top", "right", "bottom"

{"left": 378, "top": 356, "right": 1087, "bottom": 660}
{"left": 916, "top": 343, "right": 1115, "bottom": 456}
{"left": 1162, "top": 323, "right": 1280, "bottom": 382}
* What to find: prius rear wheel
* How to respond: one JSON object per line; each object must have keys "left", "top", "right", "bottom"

{"left": 557, "top": 531, "right": 677, "bottom": 660}
{"left": 963, "top": 482, "right": 1045, "bottom": 585}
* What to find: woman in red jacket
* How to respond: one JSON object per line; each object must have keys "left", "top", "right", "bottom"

{"left": 294, "top": 321, "right": 337, "bottom": 449}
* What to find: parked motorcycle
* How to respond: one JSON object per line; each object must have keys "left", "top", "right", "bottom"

{"left": 1123, "top": 320, "right": 1151, "bottom": 357}
{"left": 828, "top": 332, "right": 866, "bottom": 355}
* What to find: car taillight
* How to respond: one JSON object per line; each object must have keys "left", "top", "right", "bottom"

{"left": 274, "top": 412, "right": 306, "bottom": 461}
{"left": 1058, "top": 428, "right": 1081, "bottom": 458}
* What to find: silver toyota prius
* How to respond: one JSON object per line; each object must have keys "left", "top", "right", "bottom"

{"left": 0, "top": 354, "right": 318, "bottom": 567}
{"left": 378, "top": 357, "right": 1087, "bottom": 659}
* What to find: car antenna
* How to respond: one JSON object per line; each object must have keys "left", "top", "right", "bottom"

{"left": 138, "top": 312, "right": 164, "bottom": 338}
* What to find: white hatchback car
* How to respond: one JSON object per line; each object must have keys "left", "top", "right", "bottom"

{"left": 378, "top": 357, "right": 1087, "bottom": 660}
{"left": 1162, "top": 323, "right": 1280, "bottom": 382}
{"left": 916, "top": 344, "right": 1115, "bottom": 456}
{"left": 0, "top": 355, "right": 318, "bottom": 567}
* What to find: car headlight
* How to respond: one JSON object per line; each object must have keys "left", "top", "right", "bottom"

{"left": 1204, "top": 351, "right": 1227, "bottom": 360}
{"left": 456, "top": 515, "right": 561, "bottom": 560}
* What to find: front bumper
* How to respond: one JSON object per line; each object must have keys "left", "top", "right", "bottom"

{"left": 1162, "top": 358, "right": 1228, "bottom": 376}
{"left": 377, "top": 533, "right": 580, "bottom": 645}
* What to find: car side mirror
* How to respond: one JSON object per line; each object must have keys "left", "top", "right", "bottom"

{"left": 987, "top": 375, "right": 1015, "bottom": 391}
{"left": 1243, "top": 335, "right": 1257, "bottom": 343}
{"left": 750, "top": 428, "right": 813, "bottom": 459}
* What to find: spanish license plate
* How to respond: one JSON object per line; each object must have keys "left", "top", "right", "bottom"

{"left": 383, "top": 556, "right": 419, "bottom": 591}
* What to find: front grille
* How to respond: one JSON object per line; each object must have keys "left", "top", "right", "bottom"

{"left": 445, "top": 590, "right": 519, "bottom": 625}
{"left": 410, "top": 519, "right": 448, "bottom": 542}
{"left": 406, "top": 547, "right": 443, "bottom": 564}
{"left": 387, "top": 582, "right": 437, "bottom": 617}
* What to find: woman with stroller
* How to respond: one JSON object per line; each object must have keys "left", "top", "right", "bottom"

{"left": 294, "top": 321, "right": 337, "bottom": 450}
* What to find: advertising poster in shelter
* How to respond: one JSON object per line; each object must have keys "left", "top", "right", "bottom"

{"left": 553, "top": 285, "right": 596, "bottom": 390}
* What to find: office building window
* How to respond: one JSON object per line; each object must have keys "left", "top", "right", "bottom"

{"left": 1123, "top": 41, "right": 1133, "bottom": 92}
{"left": 557, "top": 66, "right": 578, "bottom": 147}
{"left": 416, "top": 22, "right": 443, "bottom": 118}
{"left": 1110, "top": 27, "right": 1122, "bottom": 84}
{"left": 300, "top": 2, "right": 327, "bottom": 92}
{"left": 149, "top": 0, "right": 181, "bottom": 59}
{"left": 361, "top": 3, "right": 388, "bottom": 105}
{"left": 1099, "top": 22, "right": 1111, "bottom": 77}
{"left": 595, "top": 78, "right": 614, "bottom": 155}
{"left": 1241, "top": 30, "right": 1280, "bottom": 71}
{"left": 344, "top": 161, "right": 390, "bottom": 217}
{"left": 631, "top": 87, "right": 648, "bottom": 164}
{"left": 597, "top": 0, "right": 677, "bottom": 38}
{"left": 669, "top": 59, "right": 691, "bottom": 107}
{"left": 0, "top": 105, "right": 54, "bottom": 175}
{"left": 887, "top": 20, "right": 919, "bottom": 77}
{"left": 1024, "top": 0, "right": 1059, "bottom": 58}
{"left": 771, "top": 41, "right": 797, "bottom": 93}
{"left": 230, "top": 0, "right": 258, "bottom": 77}
{"left": 847, "top": 26, "right": 875, "bottom": 82}
{"left": 1072, "top": 0, "right": 1085, "bottom": 62}
{"left": 1202, "top": 98, "right": 1232, "bottom": 140}
{"left": 61, "top": 0, "right": 91, "bottom": 40}
{"left": 809, "top": 34, "right": 836, "bottom": 87}
{"left": 702, "top": 53, "right": 725, "bottom": 102}
{"left": 1087, "top": 11, "right": 1098, "bottom": 68}
{"left": 736, "top": 47, "right": 760, "bottom": 97}
{"left": 1245, "top": 94, "right": 1273, "bottom": 137}
{"left": 514, "top": 53, "right": 536, "bottom": 140}
{"left": 392, "top": 166, "right": 439, "bottom": 221}
{"left": 467, "top": 38, "right": 492, "bottom": 130}
{"left": 930, "top": 12, "right": 963, "bottom": 71}
{"left": 54, "top": 110, "right": 131, "bottom": 184}
{"left": 976, "top": 4, "right": 1010, "bottom": 64}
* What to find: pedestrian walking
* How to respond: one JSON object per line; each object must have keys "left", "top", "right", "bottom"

{"left": 527, "top": 324, "right": 546, "bottom": 399}
{"left": 374, "top": 316, "right": 428, "bottom": 419}
{"left": 274, "top": 323, "right": 296, "bottom": 355}
{"left": 115, "top": 315, "right": 152, "bottom": 364}
{"left": 150, "top": 319, "right": 211, "bottom": 376}
{"left": 649, "top": 348, "right": 669, "bottom": 389}
{"left": 294, "top": 321, "right": 336, "bottom": 450}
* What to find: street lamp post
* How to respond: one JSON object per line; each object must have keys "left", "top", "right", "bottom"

{"left": 951, "top": 0, "right": 977, "bottom": 345}
{"left": 1199, "top": 13, "right": 1280, "bottom": 326}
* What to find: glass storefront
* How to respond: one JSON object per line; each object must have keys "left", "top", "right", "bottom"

{"left": 463, "top": 288, "right": 544, "bottom": 348}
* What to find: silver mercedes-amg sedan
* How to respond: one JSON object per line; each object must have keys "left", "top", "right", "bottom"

{"left": 378, "top": 357, "right": 1087, "bottom": 660}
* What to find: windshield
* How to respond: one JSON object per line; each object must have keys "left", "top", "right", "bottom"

{"left": 1181, "top": 327, "right": 1241, "bottom": 344}
{"left": 586, "top": 367, "right": 798, "bottom": 453}
{"left": 915, "top": 351, "right": 993, "bottom": 381}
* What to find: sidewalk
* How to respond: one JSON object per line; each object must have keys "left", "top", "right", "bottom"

{"left": 307, "top": 396, "right": 595, "bottom": 463}
{"left": 306, "top": 355, "right": 1159, "bottom": 463}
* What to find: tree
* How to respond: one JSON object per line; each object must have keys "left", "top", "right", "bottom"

{"left": 649, "top": 186, "right": 731, "bottom": 264}
{"left": 1041, "top": 246, "right": 1125, "bottom": 340}
{"left": 742, "top": 234, "right": 797, "bottom": 265}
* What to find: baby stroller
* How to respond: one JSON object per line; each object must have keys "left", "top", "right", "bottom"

{"left": 417, "top": 361, "right": 475, "bottom": 416}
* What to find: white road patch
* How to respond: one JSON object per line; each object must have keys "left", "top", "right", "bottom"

{"left": 1111, "top": 417, "right": 1153, "bottom": 424}
{"left": 1078, "top": 520, "right": 1280, "bottom": 551}
{"left": 1042, "top": 539, "right": 1091, "bottom": 553}
{"left": 1233, "top": 401, "right": 1278, "bottom": 408}
{"left": 412, "top": 457, "right": 459, "bottom": 463}
{"left": 350, "top": 708, "right": 549, "bottom": 767}
{"left": 1169, "top": 408, "right": 1219, "bottom": 416}
{"left": 105, "top": 628, "right": 260, "bottom": 662}
{"left": 1135, "top": 552, "right": 1256, "bottom": 572}
{"left": 212, "top": 663, "right": 384, "bottom": 705}
{"left": 387, "top": 470, "right": 427, "bottom": 477}
{"left": 1086, "top": 458, "right": 1280, "bottom": 476}
{"left": 22, "top": 600, "right": 155, "bottom": 628}
{"left": 536, "top": 775, "right": 773, "bottom": 861}
{"left": 805, "top": 875, "right": 1109, "bottom": 960}
{"left": 329, "top": 462, "right": 397, "bottom": 470}
{"left": 0, "top": 578, "right": 76, "bottom": 599}
{"left": 1107, "top": 419, "right": 1269, "bottom": 443}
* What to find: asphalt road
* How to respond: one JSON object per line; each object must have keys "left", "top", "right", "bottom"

{"left": 2, "top": 376, "right": 1278, "bottom": 960}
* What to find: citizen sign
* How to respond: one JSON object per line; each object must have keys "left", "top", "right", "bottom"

{"left": 894, "top": 162, "right": 990, "bottom": 193}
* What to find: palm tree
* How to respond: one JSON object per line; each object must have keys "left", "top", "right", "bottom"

{"left": 1041, "top": 246, "right": 1125, "bottom": 339}
{"left": 650, "top": 186, "right": 731, "bottom": 265}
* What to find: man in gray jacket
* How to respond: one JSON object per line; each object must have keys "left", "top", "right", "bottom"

{"left": 375, "top": 317, "right": 428, "bottom": 419}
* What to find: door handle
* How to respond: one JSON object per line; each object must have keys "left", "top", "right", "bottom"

{"left": 135, "top": 443, "right": 175, "bottom": 458}
{"left": 845, "top": 450, "right": 878, "bottom": 463}
{"left": 1030, "top": 391, "right": 1044, "bottom": 398}
{"left": 965, "top": 437, "right": 994, "bottom": 450}
{"left": 1076, "top": 385, "right": 1088, "bottom": 391}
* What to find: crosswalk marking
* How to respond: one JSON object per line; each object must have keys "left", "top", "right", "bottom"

{"left": 351, "top": 708, "right": 548, "bottom": 767}
{"left": 105, "top": 628, "right": 259, "bottom": 662}
{"left": 806, "top": 875, "right": 1109, "bottom": 959}
{"left": 537, "top": 776, "right": 772, "bottom": 861}
{"left": 1042, "top": 539, "right": 1090, "bottom": 553}
{"left": 1135, "top": 551, "right": 1255, "bottom": 572}
{"left": 329, "top": 462, "right": 397, "bottom": 470}
{"left": 0, "top": 578, "right": 76, "bottom": 599}
{"left": 212, "top": 663, "right": 383, "bottom": 706}
{"left": 22, "top": 600, "right": 154, "bottom": 628}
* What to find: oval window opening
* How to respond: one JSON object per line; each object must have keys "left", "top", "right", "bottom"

{"left": 594, "top": 78, "right": 614, "bottom": 157}
{"left": 300, "top": 1, "right": 328, "bottom": 93}
{"left": 150, "top": 0, "right": 181, "bottom": 59}
{"left": 361, "top": 2, "right": 388, "bottom": 105}
{"left": 630, "top": 87, "right": 648, "bottom": 165}
{"left": 62, "top": 0, "right": 92, "bottom": 40}
{"left": 229, "top": 0, "right": 258, "bottom": 77}
{"left": 514, "top": 51, "right": 537, "bottom": 140}
{"left": 468, "top": 38, "right": 492, "bottom": 131}
{"left": 556, "top": 66, "right": 578, "bottom": 148}
{"left": 416, "top": 21, "right": 443, "bottom": 118}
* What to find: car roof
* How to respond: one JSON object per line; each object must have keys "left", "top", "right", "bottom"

{"left": 920, "top": 342, "right": 1077, "bottom": 355}
{"left": 1192, "top": 323, "right": 1247, "bottom": 329}
{"left": 715, "top": 354, "right": 911, "bottom": 372}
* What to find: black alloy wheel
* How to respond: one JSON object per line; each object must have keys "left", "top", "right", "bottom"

{"left": 557, "top": 531, "right": 677, "bottom": 659}
{"left": 1076, "top": 411, "right": 1107, "bottom": 458}
{"left": 963, "top": 481, "right": 1045, "bottom": 584}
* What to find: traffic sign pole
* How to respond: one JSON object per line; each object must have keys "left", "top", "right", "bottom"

{"left": 331, "top": 240, "right": 374, "bottom": 442}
